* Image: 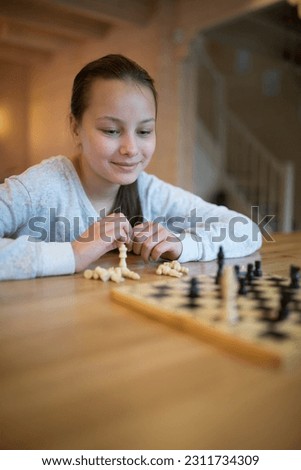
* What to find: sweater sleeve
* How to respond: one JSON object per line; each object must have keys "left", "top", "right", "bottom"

{"left": 0, "top": 176, "right": 75, "bottom": 280}
{"left": 139, "top": 172, "right": 262, "bottom": 262}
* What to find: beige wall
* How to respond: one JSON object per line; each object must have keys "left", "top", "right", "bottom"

{"left": 0, "top": 61, "right": 30, "bottom": 181}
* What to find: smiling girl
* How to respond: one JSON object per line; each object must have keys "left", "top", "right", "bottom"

{"left": 0, "top": 54, "right": 261, "bottom": 280}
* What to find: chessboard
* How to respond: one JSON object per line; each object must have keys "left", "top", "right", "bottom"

{"left": 111, "top": 264, "right": 301, "bottom": 369}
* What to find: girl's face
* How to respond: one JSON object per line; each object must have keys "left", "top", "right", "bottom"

{"left": 73, "top": 78, "right": 156, "bottom": 187}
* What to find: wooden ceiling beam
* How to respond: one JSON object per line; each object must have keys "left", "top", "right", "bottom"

{"left": 48, "top": 0, "right": 156, "bottom": 26}
{"left": 0, "top": 21, "right": 72, "bottom": 52}
{"left": 0, "top": 0, "right": 110, "bottom": 40}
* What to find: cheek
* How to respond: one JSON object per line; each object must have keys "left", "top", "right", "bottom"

{"left": 144, "top": 137, "right": 156, "bottom": 158}
{"left": 82, "top": 133, "right": 114, "bottom": 157}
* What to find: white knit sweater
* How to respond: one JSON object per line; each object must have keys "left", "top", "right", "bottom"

{"left": 0, "top": 156, "right": 262, "bottom": 280}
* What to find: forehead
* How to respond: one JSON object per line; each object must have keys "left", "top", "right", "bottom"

{"left": 85, "top": 78, "right": 156, "bottom": 117}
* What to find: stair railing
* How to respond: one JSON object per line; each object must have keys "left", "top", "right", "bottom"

{"left": 197, "top": 44, "right": 294, "bottom": 232}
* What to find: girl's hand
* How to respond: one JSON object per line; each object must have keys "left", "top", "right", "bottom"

{"left": 131, "top": 222, "right": 183, "bottom": 262}
{"left": 72, "top": 212, "right": 132, "bottom": 272}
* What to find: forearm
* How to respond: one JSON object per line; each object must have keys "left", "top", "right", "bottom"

{"left": 0, "top": 237, "right": 75, "bottom": 280}
{"left": 177, "top": 218, "right": 262, "bottom": 263}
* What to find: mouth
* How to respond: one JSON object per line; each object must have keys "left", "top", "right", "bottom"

{"left": 111, "top": 162, "right": 141, "bottom": 169}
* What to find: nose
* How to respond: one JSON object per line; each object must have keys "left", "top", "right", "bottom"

{"left": 119, "top": 133, "right": 139, "bottom": 157}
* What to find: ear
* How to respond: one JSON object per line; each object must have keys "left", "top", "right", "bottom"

{"left": 69, "top": 114, "right": 81, "bottom": 141}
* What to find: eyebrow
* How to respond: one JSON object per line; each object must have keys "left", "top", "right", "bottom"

{"left": 96, "top": 116, "right": 155, "bottom": 124}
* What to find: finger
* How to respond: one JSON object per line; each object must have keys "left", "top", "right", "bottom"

{"left": 104, "top": 215, "right": 132, "bottom": 243}
{"left": 132, "top": 222, "right": 150, "bottom": 241}
{"left": 149, "top": 240, "right": 172, "bottom": 261}
{"left": 126, "top": 239, "right": 133, "bottom": 252}
{"left": 140, "top": 238, "right": 160, "bottom": 262}
{"left": 150, "top": 238, "right": 183, "bottom": 261}
{"left": 132, "top": 230, "right": 154, "bottom": 257}
{"left": 131, "top": 223, "right": 152, "bottom": 255}
{"left": 140, "top": 227, "right": 161, "bottom": 262}
{"left": 132, "top": 239, "right": 143, "bottom": 256}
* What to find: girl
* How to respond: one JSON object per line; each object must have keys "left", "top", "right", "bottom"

{"left": 0, "top": 54, "right": 261, "bottom": 280}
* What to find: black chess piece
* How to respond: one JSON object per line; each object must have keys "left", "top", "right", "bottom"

{"left": 186, "top": 277, "right": 200, "bottom": 309}
{"left": 246, "top": 263, "right": 254, "bottom": 283}
{"left": 238, "top": 276, "right": 247, "bottom": 295}
{"left": 234, "top": 265, "right": 240, "bottom": 279}
{"left": 278, "top": 288, "right": 292, "bottom": 322}
{"left": 254, "top": 260, "right": 262, "bottom": 278}
{"left": 260, "top": 287, "right": 291, "bottom": 340}
{"left": 189, "top": 277, "right": 199, "bottom": 297}
{"left": 215, "top": 247, "right": 225, "bottom": 285}
{"left": 290, "top": 265, "right": 300, "bottom": 289}
{"left": 217, "top": 246, "right": 224, "bottom": 265}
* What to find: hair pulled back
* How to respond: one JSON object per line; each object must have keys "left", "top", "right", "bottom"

{"left": 71, "top": 54, "right": 157, "bottom": 121}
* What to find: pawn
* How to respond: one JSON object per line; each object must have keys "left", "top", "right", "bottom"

{"left": 254, "top": 260, "right": 262, "bottom": 278}
{"left": 121, "top": 267, "right": 140, "bottom": 280}
{"left": 234, "top": 265, "right": 240, "bottom": 279}
{"left": 278, "top": 288, "right": 291, "bottom": 322}
{"left": 186, "top": 277, "right": 200, "bottom": 309}
{"left": 238, "top": 276, "right": 247, "bottom": 296}
{"left": 290, "top": 265, "right": 300, "bottom": 289}
{"left": 246, "top": 263, "right": 254, "bottom": 283}
{"left": 83, "top": 269, "right": 93, "bottom": 280}
{"left": 189, "top": 277, "right": 200, "bottom": 298}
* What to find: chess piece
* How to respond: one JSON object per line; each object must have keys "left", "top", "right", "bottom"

{"left": 238, "top": 276, "right": 247, "bottom": 296}
{"left": 246, "top": 263, "right": 254, "bottom": 283}
{"left": 121, "top": 267, "right": 141, "bottom": 280}
{"left": 186, "top": 277, "right": 200, "bottom": 309}
{"left": 254, "top": 260, "right": 262, "bottom": 277}
{"left": 290, "top": 265, "right": 300, "bottom": 289}
{"left": 278, "top": 288, "right": 291, "bottom": 322}
{"left": 234, "top": 265, "right": 240, "bottom": 279}
{"left": 170, "top": 260, "right": 189, "bottom": 274}
{"left": 156, "top": 261, "right": 188, "bottom": 277}
{"left": 83, "top": 269, "right": 93, "bottom": 279}
{"left": 215, "top": 246, "right": 225, "bottom": 285}
{"left": 95, "top": 266, "right": 111, "bottom": 282}
{"left": 118, "top": 243, "right": 128, "bottom": 268}
{"left": 217, "top": 246, "right": 224, "bottom": 265}
{"left": 108, "top": 267, "right": 124, "bottom": 283}
{"left": 220, "top": 266, "right": 239, "bottom": 324}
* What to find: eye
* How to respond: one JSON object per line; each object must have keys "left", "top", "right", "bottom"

{"left": 137, "top": 129, "right": 153, "bottom": 136}
{"left": 100, "top": 129, "right": 120, "bottom": 136}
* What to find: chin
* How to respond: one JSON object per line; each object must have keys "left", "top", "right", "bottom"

{"left": 121, "top": 175, "right": 139, "bottom": 186}
{"left": 113, "top": 168, "right": 143, "bottom": 185}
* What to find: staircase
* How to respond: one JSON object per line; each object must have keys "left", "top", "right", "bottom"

{"left": 196, "top": 47, "right": 294, "bottom": 233}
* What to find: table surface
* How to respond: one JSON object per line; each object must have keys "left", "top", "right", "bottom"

{"left": 1, "top": 232, "right": 301, "bottom": 450}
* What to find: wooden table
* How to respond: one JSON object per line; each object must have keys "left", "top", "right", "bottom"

{"left": 0, "top": 232, "right": 301, "bottom": 450}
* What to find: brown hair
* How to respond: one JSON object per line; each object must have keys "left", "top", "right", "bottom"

{"left": 71, "top": 54, "right": 158, "bottom": 225}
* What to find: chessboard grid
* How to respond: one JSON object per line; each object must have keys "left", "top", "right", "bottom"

{"left": 111, "top": 272, "right": 301, "bottom": 369}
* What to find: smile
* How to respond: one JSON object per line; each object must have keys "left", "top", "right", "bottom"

{"left": 112, "top": 162, "right": 140, "bottom": 169}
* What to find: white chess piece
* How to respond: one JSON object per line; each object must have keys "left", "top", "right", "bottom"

{"left": 118, "top": 243, "right": 128, "bottom": 268}
{"left": 220, "top": 266, "right": 239, "bottom": 324}
{"left": 156, "top": 261, "right": 188, "bottom": 277}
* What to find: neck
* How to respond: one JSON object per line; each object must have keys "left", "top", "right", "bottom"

{"left": 73, "top": 155, "right": 119, "bottom": 214}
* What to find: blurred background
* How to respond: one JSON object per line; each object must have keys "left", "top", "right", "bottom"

{"left": 0, "top": 0, "right": 300, "bottom": 232}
